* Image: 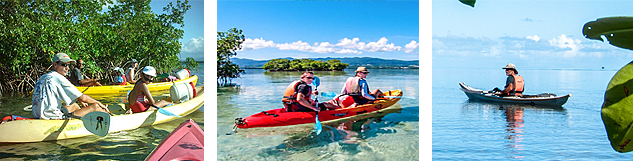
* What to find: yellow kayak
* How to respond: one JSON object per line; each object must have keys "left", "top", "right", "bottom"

{"left": 76, "top": 75, "right": 198, "bottom": 95}
{"left": 0, "top": 86, "right": 204, "bottom": 143}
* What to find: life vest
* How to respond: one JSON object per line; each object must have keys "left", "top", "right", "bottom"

{"left": 512, "top": 75, "right": 524, "bottom": 95}
{"left": 120, "top": 75, "right": 127, "bottom": 85}
{"left": 344, "top": 77, "right": 362, "bottom": 95}
{"left": 282, "top": 80, "right": 310, "bottom": 112}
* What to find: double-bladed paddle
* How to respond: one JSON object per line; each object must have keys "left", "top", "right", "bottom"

{"left": 313, "top": 76, "right": 322, "bottom": 135}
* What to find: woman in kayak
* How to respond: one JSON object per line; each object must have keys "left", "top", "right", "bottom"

{"left": 31, "top": 53, "right": 111, "bottom": 119}
{"left": 127, "top": 66, "right": 172, "bottom": 114}
{"left": 340, "top": 67, "right": 384, "bottom": 105}
{"left": 282, "top": 72, "right": 337, "bottom": 112}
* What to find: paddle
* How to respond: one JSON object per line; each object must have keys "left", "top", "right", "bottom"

{"left": 66, "top": 111, "right": 111, "bottom": 137}
{"left": 313, "top": 76, "right": 322, "bottom": 135}
{"left": 151, "top": 104, "right": 181, "bottom": 117}
{"left": 321, "top": 91, "right": 415, "bottom": 99}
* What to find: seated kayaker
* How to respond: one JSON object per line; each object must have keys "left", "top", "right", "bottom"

{"left": 126, "top": 59, "right": 138, "bottom": 84}
{"left": 340, "top": 67, "right": 384, "bottom": 106}
{"left": 31, "top": 53, "right": 111, "bottom": 119}
{"left": 111, "top": 67, "right": 127, "bottom": 85}
{"left": 69, "top": 59, "right": 102, "bottom": 87}
{"left": 282, "top": 72, "right": 338, "bottom": 112}
{"left": 127, "top": 66, "right": 172, "bottom": 113}
{"left": 497, "top": 63, "right": 524, "bottom": 97}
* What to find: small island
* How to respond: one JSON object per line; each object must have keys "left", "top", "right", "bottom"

{"left": 263, "top": 58, "right": 349, "bottom": 71}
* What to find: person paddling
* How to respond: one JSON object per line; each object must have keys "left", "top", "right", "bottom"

{"left": 31, "top": 53, "right": 111, "bottom": 119}
{"left": 282, "top": 72, "right": 337, "bottom": 112}
{"left": 494, "top": 63, "right": 524, "bottom": 97}
{"left": 340, "top": 67, "right": 384, "bottom": 105}
{"left": 127, "top": 66, "right": 172, "bottom": 114}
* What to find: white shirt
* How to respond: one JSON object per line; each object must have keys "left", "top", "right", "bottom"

{"left": 126, "top": 67, "right": 134, "bottom": 82}
{"left": 32, "top": 71, "right": 83, "bottom": 119}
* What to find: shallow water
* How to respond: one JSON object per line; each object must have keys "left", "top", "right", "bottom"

{"left": 0, "top": 63, "right": 204, "bottom": 160}
{"left": 217, "top": 68, "right": 419, "bottom": 160}
{"left": 433, "top": 66, "right": 633, "bottom": 160}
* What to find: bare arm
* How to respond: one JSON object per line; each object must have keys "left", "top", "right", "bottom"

{"left": 502, "top": 83, "right": 513, "bottom": 95}
{"left": 297, "top": 93, "right": 319, "bottom": 112}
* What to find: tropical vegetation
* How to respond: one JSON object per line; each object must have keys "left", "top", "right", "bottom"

{"left": 217, "top": 28, "right": 245, "bottom": 86}
{"left": 262, "top": 58, "right": 349, "bottom": 71}
{"left": 0, "top": 0, "right": 196, "bottom": 93}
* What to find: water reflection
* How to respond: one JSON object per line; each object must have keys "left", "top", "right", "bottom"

{"left": 461, "top": 101, "right": 567, "bottom": 159}
{"left": 502, "top": 105, "right": 524, "bottom": 159}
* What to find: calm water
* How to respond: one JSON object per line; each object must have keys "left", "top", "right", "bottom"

{"left": 0, "top": 63, "right": 204, "bottom": 160}
{"left": 432, "top": 66, "right": 633, "bottom": 160}
{"left": 217, "top": 68, "right": 419, "bottom": 160}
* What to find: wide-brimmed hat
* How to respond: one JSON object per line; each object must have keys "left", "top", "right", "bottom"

{"left": 355, "top": 66, "right": 369, "bottom": 73}
{"left": 113, "top": 67, "right": 124, "bottom": 74}
{"left": 502, "top": 63, "right": 518, "bottom": 74}
{"left": 52, "top": 53, "right": 76, "bottom": 64}
{"left": 130, "top": 59, "right": 138, "bottom": 63}
{"left": 142, "top": 66, "right": 156, "bottom": 77}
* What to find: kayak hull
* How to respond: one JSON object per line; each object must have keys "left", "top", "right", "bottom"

{"left": 145, "top": 119, "right": 204, "bottom": 161}
{"left": 0, "top": 87, "right": 205, "bottom": 143}
{"left": 459, "top": 82, "right": 570, "bottom": 106}
{"left": 75, "top": 75, "right": 198, "bottom": 95}
{"left": 236, "top": 90, "right": 402, "bottom": 129}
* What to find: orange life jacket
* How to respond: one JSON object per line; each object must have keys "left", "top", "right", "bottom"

{"left": 120, "top": 75, "right": 127, "bottom": 85}
{"left": 512, "top": 75, "right": 524, "bottom": 95}
{"left": 282, "top": 80, "right": 310, "bottom": 112}
{"left": 344, "top": 77, "right": 362, "bottom": 95}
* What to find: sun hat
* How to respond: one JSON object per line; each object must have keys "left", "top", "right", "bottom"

{"left": 52, "top": 53, "right": 76, "bottom": 64}
{"left": 142, "top": 66, "right": 157, "bottom": 77}
{"left": 113, "top": 67, "right": 123, "bottom": 74}
{"left": 502, "top": 63, "right": 519, "bottom": 74}
{"left": 355, "top": 66, "right": 369, "bottom": 73}
{"left": 130, "top": 59, "right": 138, "bottom": 63}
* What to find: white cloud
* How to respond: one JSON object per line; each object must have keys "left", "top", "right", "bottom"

{"left": 239, "top": 37, "right": 413, "bottom": 55}
{"left": 404, "top": 40, "right": 419, "bottom": 53}
{"left": 180, "top": 37, "right": 204, "bottom": 61}
{"left": 527, "top": 35, "right": 540, "bottom": 42}
{"left": 548, "top": 34, "right": 582, "bottom": 57}
{"left": 242, "top": 38, "right": 276, "bottom": 50}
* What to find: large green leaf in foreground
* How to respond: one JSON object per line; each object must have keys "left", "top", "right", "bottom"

{"left": 602, "top": 61, "right": 633, "bottom": 153}
{"left": 583, "top": 17, "right": 633, "bottom": 51}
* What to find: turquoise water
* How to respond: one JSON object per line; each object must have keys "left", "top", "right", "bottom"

{"left": 217, "top": 68, "right": 419, "bottom": 160}
{"left": 433, "top": 66, "right": 633, "bottom": 160}
{"left": 0, "top": 63, "right": 204, "bottom": 160}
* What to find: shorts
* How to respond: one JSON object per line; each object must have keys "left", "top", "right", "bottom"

{"left": 131, "top": 101, "right": 150, "bottom": 113}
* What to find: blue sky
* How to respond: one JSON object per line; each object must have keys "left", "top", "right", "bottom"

{"left": 217, "top": 1, "right": 419, "bottom": 61}
{"left": 433, "top": 0, "right": 633, "bottom": 70}
{"left": 150, "top": 0, "right": 204, "bottom": 61}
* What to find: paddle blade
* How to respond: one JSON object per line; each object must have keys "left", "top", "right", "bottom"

{"left": 313, "top": 76, "right": 320, "bottom": 87}
{"left": 81, "top": 112, "right": 110, "bottom": 137}
{"left": 321, "top": 92, "right": 338, "bottom": 98}
{"left": 157, "top": 106, "right": 182, "bottom": 117}
{"left": 315, "top": 114, "right": 322, "bottom": 135}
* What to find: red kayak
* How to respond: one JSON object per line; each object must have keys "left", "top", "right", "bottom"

{"left": 235, "top": 90, "right": 403, "bottom": 129}
{"left": 145, "top": 119, "right": 204, "bottom": 161}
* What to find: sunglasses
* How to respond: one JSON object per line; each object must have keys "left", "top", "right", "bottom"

{"left": 305, "top": 77, "right": 314, "bottom": 80}
{"left": 57, "top": 62, "right": 68, "bottom": 67}
{"left": 361, "top": 72, "right": 369, "bottom": 74}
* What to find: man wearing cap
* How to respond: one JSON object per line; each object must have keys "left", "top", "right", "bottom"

{"left": 127, "top": 66, "right": 172, "bottom": 113}
{"left": 69, "top": 59, "right": 102, "bottom": 87}
{"left": 31, "top": 53, "right": 111, "bottom": 119}
{"left": 340, "top": 66, "right": 384, "bottom": 106}
{"left": 125, "top": 59, "right": 138, "bottom": 84}
{"left": 499, "top": 63, "right": 524, "bottom": 97}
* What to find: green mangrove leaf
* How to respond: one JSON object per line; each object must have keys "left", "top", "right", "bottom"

{"left": 583, "top": 17, "right": 633, "bottom": 50}
{"left": 603, "top": 61, "right": 633, "bottom": 153}
{"left": 459, "top": 0, "right": 476, "bottom": 8}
